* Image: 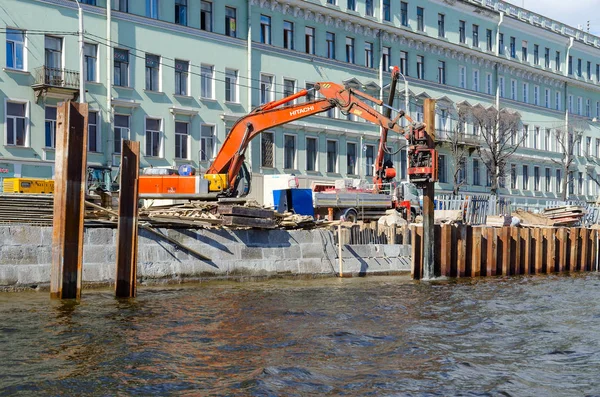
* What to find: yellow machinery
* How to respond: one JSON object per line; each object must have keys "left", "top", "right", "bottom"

{"left": 2, "top": 178, "right": 54, "bottom": 194}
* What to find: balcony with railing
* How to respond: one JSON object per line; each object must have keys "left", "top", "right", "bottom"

{"left": 32, "top": 66, "right": 80, "bottom": 102}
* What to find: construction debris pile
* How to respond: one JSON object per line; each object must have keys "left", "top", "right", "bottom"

{"left": 503, "top": 206, "right": 586, "bottom": 227}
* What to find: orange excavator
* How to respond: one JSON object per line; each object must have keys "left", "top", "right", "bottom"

{"left": 139, "top": 74, "right": 427, "bottom": 198}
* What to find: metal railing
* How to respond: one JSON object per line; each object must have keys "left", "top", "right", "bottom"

{"left": 33, "top": 66, "right": 79, "bottom": 89}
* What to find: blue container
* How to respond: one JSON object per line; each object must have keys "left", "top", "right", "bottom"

{"left": 273, "top": 189, "right": 314, "bottom": 217}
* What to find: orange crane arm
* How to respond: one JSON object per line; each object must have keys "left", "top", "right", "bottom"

{"left": 206, "top": 81, "right": 417, "bottom": 195}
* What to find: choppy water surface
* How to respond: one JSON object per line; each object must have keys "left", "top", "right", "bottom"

{"left": 2, "top": 274, "right": 600, "bottom": 396}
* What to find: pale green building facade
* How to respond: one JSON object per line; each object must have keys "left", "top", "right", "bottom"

{"left": 1, "top": 0, "right": 599, "bottom": 204}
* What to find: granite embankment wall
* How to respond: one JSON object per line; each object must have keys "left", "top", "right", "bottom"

{"left": 0, "top": 226, "right": 411, "bottom": 287}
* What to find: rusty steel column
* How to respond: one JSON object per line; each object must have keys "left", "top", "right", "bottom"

{"left": 51, "top": 101, "right": 88, "bottom": 299}
{"left": 422, "top": 98, "right": 438, "bottom": 279}
{"left": 115, "top": 140, "right": 140, "bottom": 298}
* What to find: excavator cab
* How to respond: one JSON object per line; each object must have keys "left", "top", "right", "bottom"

{"left": 231, "top": 162, "right": 252, "bottom": 197}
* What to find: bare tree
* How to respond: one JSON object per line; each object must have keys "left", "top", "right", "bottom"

{"left": 459, "top": 104, "right": 523, "bottom": 197}
{"left": 584, "top": 138, "right": 600, "bottom": 201}
{"left": 551, "top": 120, "right": 584, "bottom": 201}
{"left": 439, "top": 105, "right": 471, "bottom": 196}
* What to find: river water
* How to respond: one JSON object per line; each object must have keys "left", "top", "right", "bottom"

{"left": 2, "top": 274, "right": 600, "bottom": 396}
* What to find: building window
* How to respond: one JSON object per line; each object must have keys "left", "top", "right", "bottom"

{"left": 510, "top": 79, "right": 517, "bottom": 100}
{"left": 201, "top": 64, "right": 214, "bottom": 99}
{"left": 438, "top": 61, "right": 446, "bottom": 84}
{"left": 556, "top": 91, "right": 561, "bottom": 111}
{"left": 544, "top": 128, "right": 551, "bottom": 151}
{"left": 458, "top": 20, "right": 466, "bottom": 44}
{"left": 521, "top": 40, "right": 528, "bottom": 62}
{"left": 438, "top": 154, "right": 446, "bottom": 183}
{"left": 545, "top": 168, "right": 551, "bottom": 192}
{"left": 587, "top": 61, "right": 592, "bottom": 80}
{"left": 144, "top": 54, "right": 160, "bottom": 91}
{"left": 225, "top": 7, "right": 237, "bottom": 37}
{"left": 586, "top": 136, "right": 592, "bottom": 156}
{"left": 533, "top": 86, "right": 539, "bottom": 106}
{"left": 201, "top": 1, "right": 212, "bottom": 31}
{"left": 260, "top": 15, "right": 271, "bottom": 44}
{"left": 174, "top": 121, "right": 189, "bottom": 160}
{"left": 145, "top": 118, "right": 162, "bottom": 157}
{"left": 175, "top": 59, "right": 189, "bottom": 96}
{"left": 44, "top": 106, "right": 57, "bottom": 148}
{"left": 533, "top": 44, "right": 539, "bottom": 65}
{"left": 416, "top": 55, "right": 424, "bottom": 80}
{"left": 499, "top": 76, "right": 505, "bottom": 98}
{"left": 596, "top": 138, "right": 600, "bottom": 158}
{"left": 305, "top": 27, "right": 315, "bottom": 54}
{"left": 84, "top": 43, "right": 97, "bottom": 82}
{"left": 400, "top": 51, "right": 408, "bottom": 76}
{"left": 568, "top": 56, "right": 573, "bottom": 75}
{"left": 88, "top": 110, "right": 99, "bottom": 152}
{"left": 510, "top": 36, "right": 516, "bottom": 58}
{"left": 6, "top": 29, "right": 25, "bottom": 70}
{"left": 472, "top": 70, "right": 479, "bottom": 92}
{"left": 345, "top": 37, "right": 355, "bottom": 63}
{"left": 545, "top": 89, "right": 550, "bottom": 108}
{"left": 44, "top": 36, "right": 62, "bottom": 84}
{"left": 146, "top": 0, "right": 158, "bottom": 19}
{"left": 533, "top": 127, "right": 540, "bottom": 149}
{"left": 261, "top": 132, "right": 274, "bottom": 167}
{"left": 568, "top": 95, "right": 573, "bottom": 113}
{"left": 365, "top": 0, "right": 373, "bottom": 17}
{"left": 510, "top": 164, "right": 516, "bottom": 189}
{"left": 472, "top": 25, "right": 479, "bottom": 48}
{"left": 459, "top": 66, "right": 466, "bottom": 89}
{"left": 416, "top": 7, "right": 424, "bottom": 31}
{"left": 555, "top": 51, "right": 561, "bottom": 72}
{"left": 283, "top": 78, "right": 295, "bottom": 99}
{"left": 556, "top": 169, "right": 562, "bottom": 194}
{"left": 283, "top": 21, "right": 294, "bottom": 50}
{"left": 486, "top": 73, "right": 492, "bottom": 95}
{"left": 486, "top": 29, "right": 493, "bottom": 52}
{"left": 260, "top": 74, "right": 273, "bottom": 104}
{"left": 473, "top": 159, "right": 480, "bottom": 186}
{"left": 175, "top": 0, "right": 187, "bottom": 25}
{"left": 544, "top": 47, "right": 550, "bottom": 68}
{"left": 597, "top": 64, "right": 600, "bottom": 82}
{"left": 400, "top": 2, "right": 408, "bottom": 26}
{"left": 305, "top": 82, "right": 315, "bottom": 102}
{"left": 327, "top": 0, "right": 336, "bottom": 4}
{"left": 225, "top": 69, "right": 238, "bottom": 102}
{"left": 522, "top": 165, "right": 529, "bottom": 190}
{"left": 306, "top": 137, "right": 317, "bottom": 171}
{"left": 284, "top": 135, "right": 296, "bottom": 169}
{"left": 499, "top": 33, "right": 504, "bottom": 55}
{"left": 586, "top": 99, "right": 591, "bottom": 117}
{"left": 200, "top": 124, "right": 215, "bottom": 162}
{"left": 365, "top": 145, "right": 374, "bottom": 176}
{"left": 113, "top": 114, "right": 129, "bottom": 154}
{"left": 383, "top": 0, "right": 390, "bottom": 21}
{"left": 113, "top": 49, "right": 129, "bottom": 86}
{"left": 438, "top": 14, "right": 445, "bottom": 38}
{"left": 578, "top": 172, "right": 583, "bottom": 195}
{"left": 113, "top": 0, "right": 128, "bottom": 12}
{"left": 577, "top": 58, "right": 582, "bottom": 77}
{"left": 326, "top": 32, "right": 335, "bottom": 59}
{"left": 365, "top": 42, "right": 373, "bottom": 68}
{"left": 382, "top": 47, "right": 390, "bottom": 71}
{"left": 347, "top": 0, "right": 356, "bottom": 11}
{"left": 534, "top": 167, "right": 540, "bottom": 191}
{"left": 347, "top": 142, "right": 357, "bottom": 175}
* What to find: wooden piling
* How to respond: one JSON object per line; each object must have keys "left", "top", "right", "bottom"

{"left": 580, "top": 228, "right": 589, "bottom": 272}
{"left": 50, "top": 101, "right": 88, "bottom": 300}
{"left": 500, "top": 226, "right": 511, "bottom": 276}
{"left": 471, "top": 227, "right": 482, "bottom": 277}
{"left": 534, "top": 228, "right": 544, "bottom": 274}
{"left": 511, "top": 227, "right": 520, "bottom": 275}
{"left": 457, "top": 225, "right": 467, "bottom": 278}
{"left": 522, "top": 228, "right": 531, "bottom": 275}
{"left": 557, "top": 228, "right": 568, "bottom": 273}
{"left": 115, "top": 140, "right": 140, "bottom": 298}
{"left": 440, "top": 224, "right": 452, "bottom": 277}
{"left": 545, "top": 228, "right": 556, "bottom": 274}
{"left": 591, "top": 230, "right": 598, "bottom": 271}
{"left": 486, "top": 227, "right": 497, "bottom": 277}
{"left": 569, "top": 227, "right": 579, "bottom": 272}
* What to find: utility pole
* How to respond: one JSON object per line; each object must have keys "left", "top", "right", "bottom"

{"left": 422, "top": 99, "right": 437, "bottom": 279}
{"left": 75, "top": 0, "right": 85, "bottom": 103}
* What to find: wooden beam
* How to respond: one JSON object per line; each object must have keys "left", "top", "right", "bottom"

{"left": 511, "top": 227, "right": 520, "bottom": 276}
{"left": 522, "top": 228, "right": 531, "bottom": 275}
{"left": 569, "top": 227, "right": 579, "bottom": 272}
{"left": 486, "top": 227, "right": 497, "bottom": 277}
{"left": 591, "top": 229, "right": 598, "bottom": 271}
{"left": 557, "top": 228, "right": 568, "bottom": 273}
{"left": 457, "top": 224, "right": 467, "bottom": 278}
{"left": 115, "top": 140, "right": 140, "bottom": 298}
{"left": 500, "top": 226, "right": 511, "bottom": 276}
{"left": 545, "top": 228, "right": 556, "bottom": 274}
{"left": 471, "top": 227, "right": 482, "bottom": 277}
{"left": 580, "top": 228, "right": 589, "bottom": 272}
{"left": 217, "top": 205, "right": 274, "bottom": 219}
{"left": 534, "top": 228, "right": 543, "bottom": 274}
{"left": 440, "top": 224, "right": 452, "bottom": 277}
{"left": 51, "top": 101, "right": 88, "bottom": 300}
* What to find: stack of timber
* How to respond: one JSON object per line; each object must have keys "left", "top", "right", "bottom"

{"left": 139, "top": 201, "right": 222, "bottom": 228}
{"left": 485, "top": 215, "right": 512, "bottom": 227}
{"left": 276, "top": 212, "right": 320, "bottom": 229}
{"left": 0, "top": 194, "right": 54, "bottom": 225}
{"left": 217, "top": 204, "right": 276, "bottom": 228}
{"left": 542, "top": 206, "right": 586, "bottom": 226}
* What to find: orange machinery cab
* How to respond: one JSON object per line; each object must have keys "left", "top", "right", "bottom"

{"left": 138, "top": 166, "right": 209, "bottom": 194}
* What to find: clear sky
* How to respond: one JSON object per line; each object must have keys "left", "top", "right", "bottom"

{"left": 504, "top": 0, "right": 600, "bottom": 36}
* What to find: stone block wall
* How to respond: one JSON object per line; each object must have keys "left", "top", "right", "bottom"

{"left": 0, "top": 226, "right": 411, "bottom": 287}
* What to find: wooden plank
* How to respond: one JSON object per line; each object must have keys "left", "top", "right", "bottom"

{"left": 221, "top": 215, "right": 276, "bottom": 228}
{"left": 511, "top": 227, "right": 520, "bottom": 276}
{"left": 471, "top": 227, "right": 482, "bottom": 277}
{"left": 441, "top": 224, "right": 452, "bottom": 277}
{"left": 557, "top": 228, "right": 568, "bottom": 273}
{"left": 522, "top": 228, "right": 531, "bottom": 275}
{"left": 217, "top": 205, "right": 274, "bottom": 219}
{"left": 115, "top": 140, "right": 140, "bottom": 298}
{"left": 545, "top": 228, "right": 556, "bottom": 274}
{"left": 500, "top": 226, "right": 511, "bottom": 276}
{"left": 569, "top": 227, "right": 579, "bottom": 272}
{"left": 457, "top": 224, "right": 467, "bottom": 278}
{"left": 534, "top": 228, "right": 543, "bottom": 274}
{"left": 486, "top": 227, "right": 497, "bottom": 277}
{"left": 51, "top": 101, "right": 88, "bottom": 300}
{"left": 580, "top": 228, "right": 589, "bottom": 272}
{"left": 591, "top": 230, "right": 598, "bottom": 272}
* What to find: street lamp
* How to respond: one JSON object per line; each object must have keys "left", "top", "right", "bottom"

{"left": 74, "top": 0, "right": 85, "bottom": 103}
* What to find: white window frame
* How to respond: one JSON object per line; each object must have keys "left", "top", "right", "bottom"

{"left": 305, "top": 136, "right": 318, "bottom": 172}
{"left": 522, "top": 82, "right": 529, "bottom": 103}
{"left": 260, "top": 73, "right": 274, "bottom": 104}
{"left": 556, "top": 91, "right": 561, "bottom": 111}
{"left": 282, "top": 78, "right": 297, "bottom": 102}
{"left": 459, "top": 66, "right": 466, "bottom": 89}
{"left": 113, "top": 113, "right": 130, "bottom": 154}
{"left": 144, "top": 116, "right": 164, "bottom": 158}
{"left": 283, "top": 133, "right": 297, "bottom": 170}
{"left": 5, "top": 28, "right": 27, "bottom": 71}
{"left": 545, "top": 88, "right": 550, "bottom": 108}
{"left": 113, "top": 48, "right": 130, "bottom": 87}
{"left": 44, "top": 105, "right": 57, "bottom": 149}
{"left": 84, "top": 42, "right": 98, "bottom": 83}
{"left": 88, "top": 109, "right": 101, "bottom": 152}
{"left": 499, "top": 76, "right": 505, "bottom": 98}
{"left": 533, "top": 85, "right": 539, "bottom": 106}
{"left": 4, "top": 98, "right": 29, "bottom": 147}
{"left": 174, "top": 59, "right": 190, "bottom": 96}
{"left": 174, "top": 120, "right": 190, "bottom": 160}
{"left": 511, "top": 79, "right": 517, "bottom": 100}
{"left": 260, "top": 130, "right": 275, "bottom": 168}
{"left": 224, "top": 68, "right": 239, "bottom": 103}
{"left": 326, "top": 139, "right": 339, "bottom": 173}
{"left": 486, "top": 73, "right": 492, "bottom": 95}
{"left": 145, "top": 53, "right": 161, "bottom": 92}
{"left": 200, "top": 123, "right": 216, "bottom": 162}
{"left": 200, "top": 64, "right": 215, "bottom": 99}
